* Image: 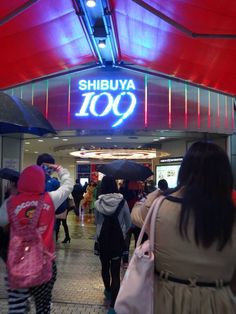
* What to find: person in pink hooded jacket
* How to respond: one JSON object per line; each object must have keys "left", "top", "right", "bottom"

{"left": 0, "top": 163, "right": 73, "bottom": 314}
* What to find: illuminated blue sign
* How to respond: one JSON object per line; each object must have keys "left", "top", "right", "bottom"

{"left": 75, "top": 79, "right": 137, "bottom": 127}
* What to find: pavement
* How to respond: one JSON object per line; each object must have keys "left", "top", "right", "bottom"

{"left": 0, "top": 212, "right": 125, "bottom": 314}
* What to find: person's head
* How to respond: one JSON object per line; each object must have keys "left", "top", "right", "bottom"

{"left": 178, "top": 141, "right": 233, "bottom": 191}
{"left": 18, "top": 165, "right": 45, "bottom": 194}
{"left": 158, "top": 179, "right": 168, "bottom": 191}
{"left": 76, "top": 179, "right": 80, "bottom": 184}
{"left": 100, "top": 176, "right": 118, "bottom": 194}
{"left": 36, "top": 153, "right": 55, "bottom": 176}
{"left": 36, "top": 153, "right": 55, "bottom": 166}
{"left": 178, "top": 141, "right": 235, "bottom": 250}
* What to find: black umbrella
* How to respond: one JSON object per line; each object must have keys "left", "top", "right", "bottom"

{"left": 0, "top": 168, "right": 20, "bottom": 182}
{"left": 0, "top": 92, "right": 56, "bottom": 136}
{"left": 98, "top": 160, "right": 153, "bottom": 181}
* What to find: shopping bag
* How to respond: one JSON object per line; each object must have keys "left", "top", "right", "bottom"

{"left": 115, "top": 196, "right": 165, "bottom": 314}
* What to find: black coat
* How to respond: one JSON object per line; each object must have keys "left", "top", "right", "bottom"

{"left": 72, "top": 184, "right": 84, "bottom": 202}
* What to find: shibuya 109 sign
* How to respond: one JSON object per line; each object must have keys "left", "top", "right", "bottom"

{"left": 75, "top": 79, "right": 137, "bottom": 127}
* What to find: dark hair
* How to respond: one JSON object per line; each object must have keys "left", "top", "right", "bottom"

{"left": 158, "top": 179, "right": 168, "bottom": 191}
{"left": 100, "top": 176, "right": 118, "bottom": 194}
{"left": 177, "top": 141, "right": 235, "bottom": 250}
{"left": 76, "top": 179, "right": 80, "bottom": 184}
{"left": 36, "top": 153, "right": 55, "bottom": 166}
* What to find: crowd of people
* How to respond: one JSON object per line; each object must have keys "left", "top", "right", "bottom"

{"left": 1, "top": 141, "right": 236, "bottom": 314}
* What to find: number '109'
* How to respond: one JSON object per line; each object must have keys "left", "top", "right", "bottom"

{"left": 75, "top": 92, "right": 137, "bottom": 127}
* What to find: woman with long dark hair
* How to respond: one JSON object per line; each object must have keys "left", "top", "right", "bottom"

{"left": 95, "top": 176, "right": 131, "bottom": 314}
{"left": 132, "top": 141, "right": 236, "bottom": 314}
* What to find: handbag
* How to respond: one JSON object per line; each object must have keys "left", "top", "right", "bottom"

{"left": 114, "top": 196, "right": 165, "bottom": 314}
{"left": 94, "top": 241, "right": 100, "bottom": 256}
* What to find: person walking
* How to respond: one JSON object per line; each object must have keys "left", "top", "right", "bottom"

{"left": 55, "top": 198, "right": 71, "bottom": 243}
{"left": 119, "top": 180, "right": 140, "bottom": 268}
{"left": 0, "top": 163, "right": 73, "bottom": 313}
{"left": 37, "top": 153, "right": 70, "bottom": 243}
{"left": 36, "top": 153, "right": 60, "bottom": 193}
{"left": 83, "top": 182, "right": 95, "bottom": 214}
{"left": 72, "top": 179, "right": 84, "bottom": 216}
{"left": 131, "top": 141, "right": 236, "bottom": 314}
{"left": 0, "top": 177, "right": 32, "bottom": 314}
{"left": 95, "top": 176, "right": 131, "bottom": 314}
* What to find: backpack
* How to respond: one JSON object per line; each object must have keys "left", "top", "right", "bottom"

{"left": 98, "top": 199, "right": 125, "bottom": 259}
{"left": 7, "top": 196, "right": 53, "bottom": 289}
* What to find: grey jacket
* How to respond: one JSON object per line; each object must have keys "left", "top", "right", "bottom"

{"left": 95, "top": 193, "right": 132, "bottom": 240}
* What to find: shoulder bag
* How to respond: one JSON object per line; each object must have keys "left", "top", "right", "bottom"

{"left": 114, "top": 195, "right": 165, "bottom": 314}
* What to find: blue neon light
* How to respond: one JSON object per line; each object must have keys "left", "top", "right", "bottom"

{"left": 78, "top": 79, "right": 136, "bottom": 91}
{"left": 75, "top": 79, "right": 137, "bottom": 127}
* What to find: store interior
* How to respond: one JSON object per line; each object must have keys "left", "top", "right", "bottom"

{"left": 21, "top": 130, "right": 227, "bottom": 188}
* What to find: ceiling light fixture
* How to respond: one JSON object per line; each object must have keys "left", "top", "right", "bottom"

{"left": 86, "top": 0, "right": 96, "bottom": 8}
{"left": 98, "top": 39, "right": 106, "bottom": 49}
{"left": 69, "top": 149, "right": 163, "bottom": 160}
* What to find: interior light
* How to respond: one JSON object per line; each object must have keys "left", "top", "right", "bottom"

{"left": 98, "top": 39, "right": 106, "bottom": 49}
{"left": 62, "top": 138, "right": 68, "bottom": 141}
{"left": 38, "top": 139, "right": 44, "bottom": 142}
{"left": 86, "top": 0, "right": 96, "bottom": 8}
{"left": 25, "top": 141, "right": 30, "bottom": 145}
{"left": 53, "top": 136, "right": 59, "bottom": 140}
{"left": 69, "top": 149, "right": 160, "bottom": 160}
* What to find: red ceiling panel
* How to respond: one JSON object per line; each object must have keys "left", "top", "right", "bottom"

{"left": 110, "top": 0, "right": 236, "bottom": 95}
{"left": 0, "top": 0, "right": 96, "bottom": 89}
{"left": 0, "top": 0, "right": 30, "bottom": 19}
{"left": 142, "top": 0, "right": 236, "bottom": 33}
{"left": 1, "top": 0, "right": 236, "bottom": 96}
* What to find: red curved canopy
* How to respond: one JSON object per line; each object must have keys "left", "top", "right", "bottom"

{"left": 0, "top": 0, "right": 97, "bottom": 89}
{"left": 1, "top": 0, "right": 236, "bottom": 95}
